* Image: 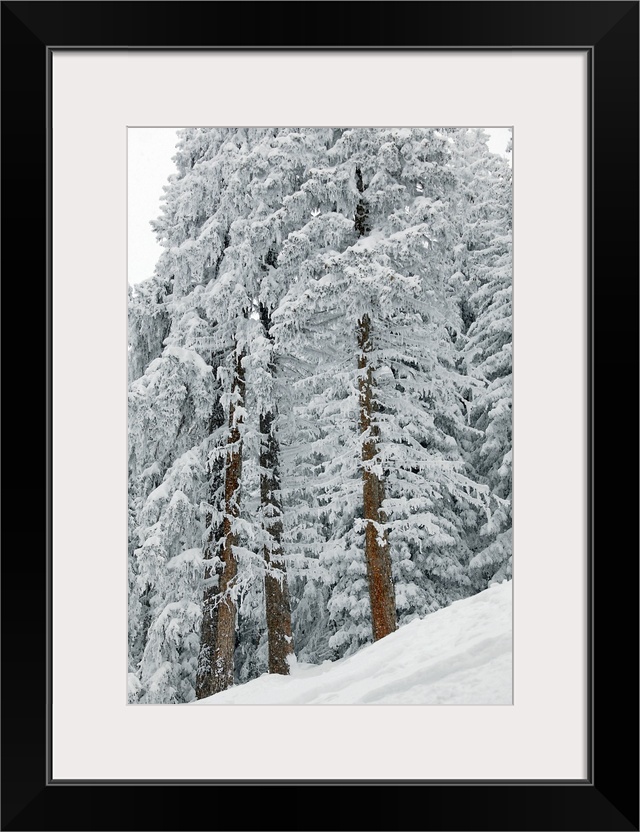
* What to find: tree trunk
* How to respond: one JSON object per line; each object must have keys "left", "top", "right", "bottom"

{"left": 195, "top": 400, "right": 225, "bottom": 699}
{"left": 210, "top": 347, "right": 245, "bottom": 693}
{"left": 355, "top": 166, "right": 397, "bottom": 641}
{"left": 259, "top": 303, "right": 294, "bottom": 674}
{"left": 195, "top": 526, "right": 222, "bottom": 698}
{"left": 196, "top": 236, "right": 231, "bottom": 699}
{"left": 357, "top": 314, "right": 397, "bottom": 640}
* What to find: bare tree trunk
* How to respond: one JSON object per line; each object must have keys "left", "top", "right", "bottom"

{"left": 355, "top": 166, "right": 397, "bottom": 641}
{"left": 195, "top": 401, "right": 225, "bottom": 699}
{"left": 210, "top": 347, "right": 245, "bottom": 693}
{"left": 259, "top": 303, "right": 294, "bottom": 674}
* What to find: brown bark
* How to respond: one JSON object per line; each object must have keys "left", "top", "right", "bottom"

{"left": 259, "top": 303, "right": 294, "bottom": 674}
{"left": 355, "top": 166, "right": 397, "bottom": 641}
{"left": 358, "top": 314, "right": 397, "bottom": 641}
{"left": 209, "top": 347, "right": 245, "bottom": 693}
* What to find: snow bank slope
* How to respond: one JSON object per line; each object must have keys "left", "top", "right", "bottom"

{"left": 194, "top": 580, "right": 512, "bottom": 705}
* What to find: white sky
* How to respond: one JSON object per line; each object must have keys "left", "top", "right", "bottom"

{"left": 127, "top": 127, "right": 512, "bottom": 286}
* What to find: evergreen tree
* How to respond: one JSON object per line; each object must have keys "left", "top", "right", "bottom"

{"left": 273, "top": 129, "right": 490, "bottom": 657}
{"left": 447, "top": 129, "right": 513, "bottom": 586}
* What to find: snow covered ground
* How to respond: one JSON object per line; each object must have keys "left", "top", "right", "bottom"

{"left": 194, "top": 580, "right": 512, "bottom": 705}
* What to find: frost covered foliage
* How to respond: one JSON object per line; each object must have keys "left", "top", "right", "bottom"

{"left": 128, "top": 127, "right": 513, "bottom": 702}
{"left": 447, "top": 129, "right": 513, "bottom": 586}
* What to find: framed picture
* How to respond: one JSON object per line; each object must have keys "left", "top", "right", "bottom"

{"left": 2, "top": 2, "right": 637, "bottom": 830}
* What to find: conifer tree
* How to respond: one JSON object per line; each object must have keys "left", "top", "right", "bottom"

{"left": 447, "top": 129, "right": 513, "bottom": 586}
{"left": 273, "top": 129, "right": 489, "bottom": 655}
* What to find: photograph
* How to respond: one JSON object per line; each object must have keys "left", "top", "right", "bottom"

{"left": 127, "top": 126, "right": 513, "bottom": 706}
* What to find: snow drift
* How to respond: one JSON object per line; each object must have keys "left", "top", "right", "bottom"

{"left": 193, "top": 580, "right": 512, "bottom": 705}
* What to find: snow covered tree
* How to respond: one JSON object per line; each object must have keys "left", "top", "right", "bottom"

{"left": 273, "top": 128, "right": 491, "bottom": 657}
{"left": 128, "top": 128, "right": 236, "bottom": 702}
{"left": 147, "top": 128, "right": 335, "bottom": 691}
{"left": 446, "top": 129, "right": 513, "bottom": 586}
{"left": 204, "top": 128, "right": 350, "bottom": 680}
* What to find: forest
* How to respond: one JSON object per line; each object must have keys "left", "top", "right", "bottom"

{"left": 127, "top": 127, "right": 512, "bottom": 704}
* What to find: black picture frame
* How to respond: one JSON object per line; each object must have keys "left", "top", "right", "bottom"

{"left": 2, "top": 2, "right": 638, "bottom": 830}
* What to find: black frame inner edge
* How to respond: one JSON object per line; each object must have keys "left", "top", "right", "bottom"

{"left": 44, "top": 41, "right": 594, "bottom": 791}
